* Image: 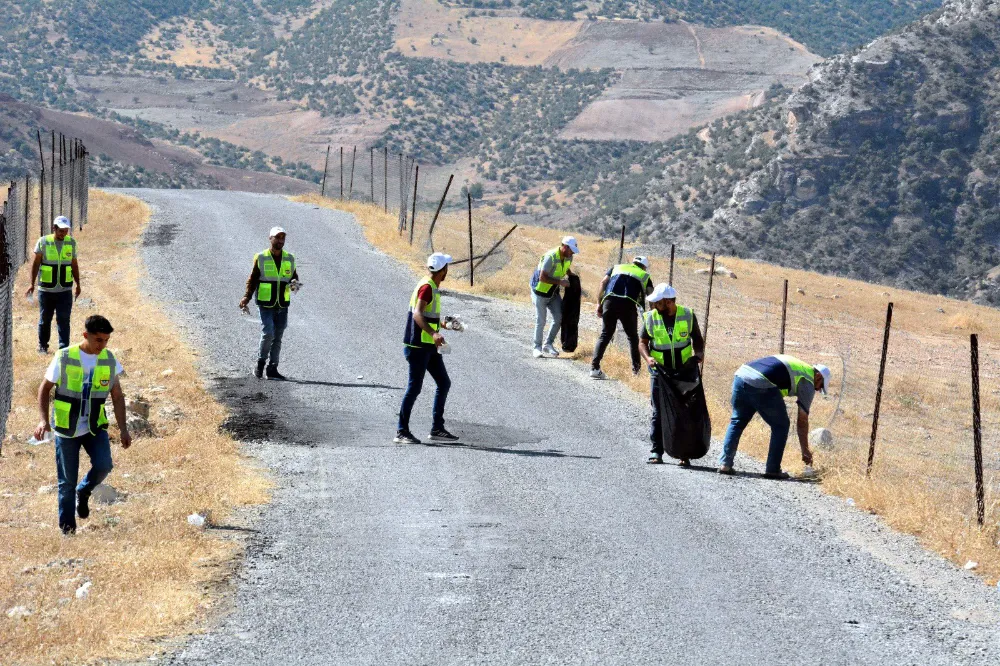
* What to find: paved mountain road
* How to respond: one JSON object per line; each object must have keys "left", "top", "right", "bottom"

{"left": 129, "top": 190, "right": 998, "bottom": 665}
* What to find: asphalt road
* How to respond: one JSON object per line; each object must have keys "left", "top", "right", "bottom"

{"left": 130, "top": 190, "right": 999, "bottom": 665}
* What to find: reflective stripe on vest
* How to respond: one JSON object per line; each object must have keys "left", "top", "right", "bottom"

{"left": 603, "top": 263, "right": 650, "bottom": 305}
{"left": 643, "top": 306, "right": 693, "bottom": 369}
{"left": 533, "top": 248, "right": 571, "bottom": 296}
{"left": 774, "top": 354, "right": 815, "bottom": 397}
{"left": 38, "top": 234, "right": 75, "bottom": 292}
{"left": 51, "top": 345, "right": 119, "bottom": 438}
{"left": 255, "top": 250, "right": 295, "bottom": 309}
{"left": 406, "top": 277, "right": 440, "bottom": 347}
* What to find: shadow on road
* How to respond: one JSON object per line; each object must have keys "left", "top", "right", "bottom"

{"left": 421, "top": 441, "right": 601, "bottom": 460}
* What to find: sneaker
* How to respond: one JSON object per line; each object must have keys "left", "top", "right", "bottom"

{"left": 77, "top": 493, "right": 90, "bottom": 520}
{"left": 265, "top": 365, "right": 286, "bottom": 381}
{"left": 254, "top": 359, "right": 266, "bottom": 379}
{"left": 60, "top": 523, "right": 76, "bottom": 535}
{"left": 647, "top": 455, "right": 663, "bottom": 464}
{"left": 589, "top": 369, "right": 607, "bottom": 380}
{"left": 542, "top": 344, "right": 560, "bottom": 358}
{"left": 532, "top": 348, "right": 544, "bottom": 359}
{"left": 393, "top": 430, "right": 421, "bottom": 444}
{"left": 718, "top": 466, "right": 735, "bottom": 475}
{"left": 764, "top": 470, "right": 791, "bottom": 480}
{"left": 37, "top": 346, "right": 48, "bottom": 355}
{"left": 632, "top": 366, "right": 641, "bottom": 376}
{"left": 428, "top": 428, "right": 459, "bottom": 442}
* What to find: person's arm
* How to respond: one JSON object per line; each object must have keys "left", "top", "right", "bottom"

{"left": 412, "top": 298, "right": 444, "bottom": 347}
{"left": 71, "top": 257, "right": 81, "bottom": 299}
{"left": 639, "top": 326, "right": 657, "bottom": 369}
{"left": 34, "top": 379, "right": 55, "bottom": 440}
{"left": 537, "top": 256, "right": 569, "bottom": 287}
{"left": 797, "top": 406, "right": 812, "bottom": 465}
{"left": 25, "top": 253, "right": 42, "bottom": 297}
{"left": 596, "top": 275, "right": 610, "bottom": 315}
{"left": 110, "top": 381, "right": 132, "bottom": 449}
{"left": 238, "top": 262, "right": 261, "bottom": 309}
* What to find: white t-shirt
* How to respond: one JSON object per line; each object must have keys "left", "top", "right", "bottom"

{"left": 46, "top": 350, "right": 124, "bottom": 438}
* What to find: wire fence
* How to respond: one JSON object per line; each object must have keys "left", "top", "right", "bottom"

{"left": 0, "top": 132, "right": 89, "bottom": 452}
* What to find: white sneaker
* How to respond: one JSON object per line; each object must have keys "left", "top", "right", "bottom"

{"left": 590, "top": 369, "right": 607, "bottom": 380}
{"left": 542, "top": 344, "right": 560, "bottom": 357}
{"left": 532, "top": 347, "right": 544, "bottom": 358}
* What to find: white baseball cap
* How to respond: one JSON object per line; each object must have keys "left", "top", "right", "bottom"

{"left": 815, "top": 364, "right": 832, "bottom": 395}
{"left": 269, "top": 226, "right": 286, "bottom": 238}
{"left": 633, "top": 256, "right": 649, "bottom": 269}
{"left": 427, "top": 252, "right": 453, "bottom": 271}
{"left": 53, "top": 216, "right": 71, "bottom": 229}
{"left": 561, "top": 236, "right": 580, "bottom": 254}
{"left": 648, "top": 283, "right": 677, "bottom": 302}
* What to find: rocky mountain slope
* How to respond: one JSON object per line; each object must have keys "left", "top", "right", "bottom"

{"left": 589, "top": 0, "right": 1000, "bottom": 302}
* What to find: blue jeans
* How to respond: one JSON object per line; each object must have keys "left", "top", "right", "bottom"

{"left": 719, "top": 376, "right": 791, "bottom": 474}
{"left": 397, "top": 346, "right": 451, "bottom": 432}
{"left": 55, "top": 430, "right": 113, "bottom": 531}
{"left": 38, "top": 290, "right": 73, "bottom": 351}
{"left": 258, "top": 306, "right": 288, "bottom": 365}
{"left": 531, "top": 291, "right": 562, "bottom": 349}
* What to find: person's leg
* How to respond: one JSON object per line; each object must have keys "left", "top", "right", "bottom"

{"left": 545, "top": 292, "right": 563, "bottom": 347}
{"left": 55, "top": 435, "right": 81, "bottom": 532}
{"left": 257, "top": 307, "right": 275, "bottom": 362}
{"left": 38, "top": 291, "right": 56, "bottom": 351}
{"left": 649, "top": 371, "right": 663, "bottom": 457}
{"left": 618, "top": 302, "right": 642, "bottom": 373}
{"left": 77, "top": 430, "right": 113, "bottom": 500}
{"left": 54, "top": 291, "right": 73, "bottom": 349}
{"left": 756, "top": 389, "right": 792, "bottom": 474}
{"left": 532, "top": 292, "right": 548, "bottom": 350}
{"left": 591, "top": 304, "right": 618, "bottom": 370}
{"left": 268, "top": 308, "right": 289, "bottom": 366}
{"left": 397, "top": 347, "right": 429, "bottom": 432}
{"left": 425, "top": 353, "right": 452, "bottom": 431}
{"left": 719, "top": 377, "right": 757, "bottom": 468}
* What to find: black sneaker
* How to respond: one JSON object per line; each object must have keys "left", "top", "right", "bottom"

{"left": 254, "top": 359, "right": 266, "bottom": 379}
{"left": 38, "top": 346, "right": 49, "bottom": 355}
{"left": 60, "top": 523, "right": 76, "bottom": 535}
{"left": 763, "top": 471, "right": 791, "bottom": 480}
{"left": 393, "top": 430, "right": 421, "bottom": 444}
{"left": 265, "top": 364, "right": 286, "bottom": 381}
{"left": 77, "top": 493, "right": 90, "bottom": 520}
{"left": 428, "top": 428, "right": 459, "bottom": 442}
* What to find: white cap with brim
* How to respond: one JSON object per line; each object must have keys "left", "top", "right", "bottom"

{"left": 428, "top": 252, "right": 453, "bottom": 272}
{"left": 633, "top": 256, "right": 649, "bottom": 269}
{"left": 53, "top": 216, "right": 71, "bottom": 229}
{"left": 561, "top": 236, "right": 580, "bottom": 254}
{"left": 269, "top": 226, "right": 286, "bottom": 238}
{"left": 648, "top": 283, "right": 677, "bottom": 302}
{"left": 815, "top": 364, "right": 831, "bottom": 395}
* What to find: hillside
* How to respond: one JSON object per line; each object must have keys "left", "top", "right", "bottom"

{"left": 584, "top": 0, "right": 1000, "bottom": 303}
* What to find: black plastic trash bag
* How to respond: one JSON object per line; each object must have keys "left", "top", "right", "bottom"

{"left": 653, "top": 368, "right": 711, "bottom": 460}
{"left": 560, "top": 273, "right": 582, "bottom": 353}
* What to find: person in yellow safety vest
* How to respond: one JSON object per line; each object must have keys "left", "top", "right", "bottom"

{"left": 529, "top": 236, "right": 579, "bottom": 358}
{"left": 590, "top": 256, "right": 653, "bottom": 379}
{"left": 639, "top": 284, "right": 705, "bottom": 465}
{"left": 718, "top": 354, "right": 831, "bottom": 479}
{"left": 239, "top": 226, "right": 299, "bottom": 380}
{"left": 395, "top": 253, "right": 461, "bottom": 445}
{"left": 26, "top": 216, "right": 81, "bottom": 354}
{"left": 33, "top": 315, "right": 131, "bottom": 534}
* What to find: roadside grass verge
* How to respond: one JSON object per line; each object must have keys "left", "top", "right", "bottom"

{"left": 297, "top": 193, "right": 1000, "bottom": 585}
{"left": 0, "top": 190, "right": 270, "bottom": 664}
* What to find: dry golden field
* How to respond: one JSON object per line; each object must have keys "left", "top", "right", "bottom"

{"left": 298, "top": 193, "right": 1000, "bottom": 585}
{"left": 0, "top": 191, "right": 270, "bottom": 664}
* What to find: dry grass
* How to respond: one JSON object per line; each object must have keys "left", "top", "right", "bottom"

{"left": 0, "top": 190, "right": 270, "bottom": 664}
{"left": 298, "top": 193, "right": 1000, "bottom": 585}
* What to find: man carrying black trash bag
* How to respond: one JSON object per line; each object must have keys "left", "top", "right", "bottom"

{"left": 639, "top": 284, "right": 708, "bottom": 466}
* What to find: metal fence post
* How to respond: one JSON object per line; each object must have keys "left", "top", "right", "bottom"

{"left": 467, "top": 192, "right": 474, "bottom": 287}
{"left": 320, "top": 145, "right": 330, "bottom": 197}
{"left": 409, "top": 165, "right": 419, "bottom": 245}
{"left": 780, "top": 278, "right": 789, "bottom": 354}
{"left": 703, "top": 253, "right": 716, "bottom": 344}
{"left": 867, "top": 302, "right": 894, "bottom": 476}
{"left": 971, "top": 333, "right": 985, "bottom": 526}
{"left": 428, "top": 174, "right": 453, "bottom": 251}
{"left": 383, "top": 147, "right": 388, "bottom": 212}
{"left": 668, "top": 243, "right": 675, "bottom": 285}
{"left": 340, "top": 146, "right": 344, "bottom": 200}
{"left": 370, "top": 148, "right": 374, "bottom": 203}
{"left": 617, "top": 224, "right": 625, "bottom": 263}
{"left": 349, "top": 146, "right": 356, "bottom": 200}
